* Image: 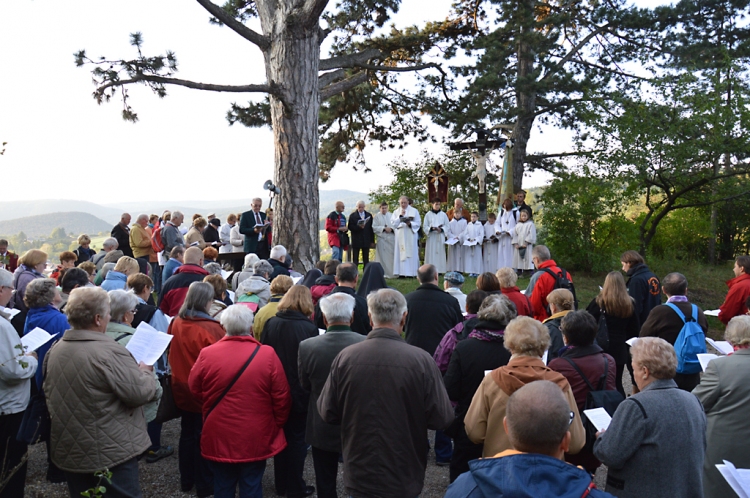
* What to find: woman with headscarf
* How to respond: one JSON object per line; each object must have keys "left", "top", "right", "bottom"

{"left": 357, "top": 262, "right": 388, "bottom": 298}
{"left": 299, "top": 268, "right": 322, "bottom": 289}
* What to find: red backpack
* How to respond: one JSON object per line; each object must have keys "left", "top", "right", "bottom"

{"left": 151, "top": 223, "right": 165, "bottom": 253}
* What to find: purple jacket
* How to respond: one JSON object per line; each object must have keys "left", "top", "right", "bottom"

{"left": 433, "top": 314, "right": 477, "bottom": 373}
{"left": 11, "top": 265, "right": 43, "bottom": 314}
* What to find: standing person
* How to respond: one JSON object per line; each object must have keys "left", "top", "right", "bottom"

{"left": 692, "top": 316, "right": 750, "bottom": 498}
{"left": 162, "top": 245, "right": 185, "bottom": 284}
{"left": 496, "top": 199, "right": 517, "bottom": 269}
{"left": 443, "top": 271, "right": 467, "bottom": 312}
{"left": 160, "top": 247, "right": 209, "bottom": 317}
{"left": 49, "top": 251, "right": 77, "bottom": 285}
{"left": 639, "top": 272, "right": 708, "bottom": 392}
{"left": 111, "top": 213, "right": 133, "bottom": 258}
{"left": 162, "top": 210, "right": 186, "bottom": 255}
{"left": 372, "top": 202, "right": 395, "bottom": 278}
{"left": 230, "top": 213, "right": 245, "bottom": 254}
{"left": 718, "top": 255, "right": 750, "bottom": 324}
{"left": 482, "top": 212, "right": 500, "bottom": 275}
{"left": 496, "top": 267, "right": 533, "bottom": 317}
{"left": 0, "top": 239, "right": 19, "bottom": 273}
{"left": 392, "top": 195, "right": 421, "bottom": 277}
{"left": 92, "top": 237, "right": 119, "bottom": 270}
{"left": 347, "top": 201, "right": 374, "bottom": 268}
{"left": 186, "top": 217, "right": 208, "bottom": 250}
{"left": 313, "top": 263, "right": 371, "bottom": 335}
{"left": 130, "top": 214, "right": 154, "bottom": 275}
{"left": 446, "top": 198, "right": 465, "bottom": 222}
{"left": 298, "top": 294, "right": 366, "bottom": 498}
{"left": 512, "top": 210, "right": 536, "bottom": 273}
{"left": 620, "top": 250, "right": 661, "bottom": 328}
{"left": 543, "top": 289, "right": 576, "bottom": 361}
{"left": 10, "top": 249, "right": 47, "bottom": 318}
{"left": 203, "top": 218, "right": 222, "bottom": 248}
{"left": 46, "top": 287, "right": 157, "bottom": 498}
{"left": 219, "top": 213, "right": 237, "bottom": 254}
{"left": 310, "top": 259, "right": 339, "bottom": 305}
{"left": 356, "top": 261, "right": 388, "bottom": 299}
{"left": 461, "top": 211, "right": 484, "bottom": 277}
{"left": 0, "top": 268, "right": 38, "bottom": 498}
{"left": 239, "top": 198, "right": 268, "bottom": 256}
{"left": 593, "top": 337, "right": 706, "bottom": 498}
{"left": 526, "top": 245, "right": 574, "bottom": 322}
{"left": 101, "top": 256, "right": 140, "bottom": 292}
{"left": 73, "top": 234, "right": 95, "bottom": 266}
{"left": 586, "top": 272, "right": 640, "bottom": 397}
{"left": 169, "top": 282, "right": 226, "bottom": 497}
{"left": 447, "top": 208, "right": 467, "bottom": 273}
{"left": 325, "top": 201, "right": 348, "bottom": 262}
{"left": 189, "top": 305, "right": 291, "bottom": 498}
{"left": 262, "top": 286, "right": 318, "bottom": 498}
{"left": 424, "top": 198, "right": 450, "bottom": 274}
{"left": 318, "top": 289, "right": 454, "bottom": 498}
{"left": 514, "top": 189, "right": 532, "bottom": 218}
{"left": 252, "top": 275, "right": 294, "bottom": 341}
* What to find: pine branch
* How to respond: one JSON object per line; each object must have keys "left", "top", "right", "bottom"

{"left": 95, "top": 74, "right": 275, "bottom": 97}
{"left": 320, "top": 49, "right": 382, "bottom": 70}
{"left": 320, "top": 72, "right": 369, "bottom": 99}
{"left": 539, "top": 23, "right": 612, "bottom": 84}
{"left": 194, "top": 0, "right": 270, "bottom": 50}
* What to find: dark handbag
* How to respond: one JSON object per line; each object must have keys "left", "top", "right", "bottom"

{"left": 596, "top": 309, "right": 610, "bottom": 351}
{"left": 339, "top": 231, "right": 350, "bottom": 248}
{"left": 16, "top": 386, "right": 50, "bottom": 444}
{"left": 204, "top": 344, "right": 261, "bottom": 421}
{"left": 152, "top": 375, "right": 180, "bottom": 424}
{"left": 518, "top": 246, "right": 527, "bottom": 260}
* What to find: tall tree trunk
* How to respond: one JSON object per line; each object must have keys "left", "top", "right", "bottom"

{"left": 708, "top": 158, "right": 720, "bottom": 264}
{"left": 512, "top": 0, "right": 536, "bottom": 194}
{"left": 263, "top": 17, "right": 321, "bottom": 272}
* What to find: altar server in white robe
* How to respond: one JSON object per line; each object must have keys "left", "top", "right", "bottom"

{"left": 373, "top": 202, "right": 396, "bottom": 278}
{"left": 462, "top": 211, "right": 484, "bottom": 276}
{"left": 482, "top": 212, "right": 500, "bottom": 275}
{"left": 423, "top": 198, "right": 450, "bottom": 274}
{"left": 512, "top": 209, "right": 537, "bottom": 271}
{"left": 497, "top": 198, "right": 517, "bottom": 269}
{"left": 447, "top": 208, "right": 467, "bottom": 272}
{"left": 391, "top": 196, "right": 421, "bottom": 277}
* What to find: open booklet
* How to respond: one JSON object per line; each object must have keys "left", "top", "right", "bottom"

{"left": 697, "top": 353, "right": 722, "bottom": 372}
{"left": 0, "top": 306, "right": 22, "bottom": 320}
{"left": 463, "top": 239, "right": 478, "bottom": 246}
{"left": 716, "top": 460, "right": 750, "bottom": 498}
{"left": 583, "top": 408, "right": 612, "bottom": 432}
{"left": 125, "top": 322, "right": 173, "bottom": 366}
{"left": 445, "top": 237, "right": 460, "bottom": 246}
{"left": 20, "top": 327, "right": 57, "bottom": 353}
{"left": 706, "top": 338, "right": 734, "bottom": 355}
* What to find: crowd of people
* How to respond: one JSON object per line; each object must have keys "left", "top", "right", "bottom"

{"left": 0, "top": 195, "right": 749, "bottom": 498}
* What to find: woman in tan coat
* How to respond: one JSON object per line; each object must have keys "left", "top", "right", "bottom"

{"left": 464, "top": 315, "right": 585, "bottom": 458}
{"left": 185, "top": 217, "right": 208, "bottom": 250}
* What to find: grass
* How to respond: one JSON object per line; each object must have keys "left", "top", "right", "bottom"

{"left": 366, "top": 258, "right": 734, "bottom": 340}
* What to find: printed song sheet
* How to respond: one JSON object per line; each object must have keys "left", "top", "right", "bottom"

{"left": 126, "top": 322, "right": 173, "bottom": 365}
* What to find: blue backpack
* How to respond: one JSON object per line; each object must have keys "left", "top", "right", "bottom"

{"left": 666, "top": 303, "right": 706, "bottom": 374}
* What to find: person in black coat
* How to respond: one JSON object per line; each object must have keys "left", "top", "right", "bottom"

{"left": 405, "top": 264, "right": 464, "bottom": 356}
{"left": 347, "top": 201, "right": 375, "bottom": 268}
{"left": 314, "top": 263, "right": 371, "bottom": 335}
{"left": 443, "top": 294, "right": 516, "bottom": 482}
{"left": 111, "top": 214, "right": 134, "bottom": 258}
{"left": 203, "top": 218, "right": 222, "bottom": 247}
{"left": 621, "top": 250, "right": 662, "bottom": 328}
{"left": 261, "top": 286, "right": 318, "bottom": 498}
{"left": 268, "top": 245, "right": 291, "bottom": 282}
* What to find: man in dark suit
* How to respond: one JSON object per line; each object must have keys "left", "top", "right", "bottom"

{"left": 299, "top": 293, "right": 365, "bottom": 498}
{"left": 111, "top": 213, "right": 133, "bottom": 258}
{"left": 347, "top": 201, "right": 374, "bottom": 268}
{"left": 239, "top": 198, "right": 267, "bottom": 255}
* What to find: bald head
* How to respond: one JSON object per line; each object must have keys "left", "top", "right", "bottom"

{"left": 184, "top": 246, "right": 204, "bottom": 266}
{"left": 505, "top": 381, "right": 571, "bottom": 457}
{"left": 335, "top": 201, "right": 345, "bottom": 213}
{"left": 417, "top": 264, "right": 438, "bottom": 285}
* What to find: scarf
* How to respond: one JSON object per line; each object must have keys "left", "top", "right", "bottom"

{"left": 667, "top": 295, "right": 689, "bottom": 303}
{"left": 469, "top": 328, "right": 505, "bottom": 342}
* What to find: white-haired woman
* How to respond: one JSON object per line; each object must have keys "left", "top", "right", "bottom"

{"left": 692, "top": 316, "right": 750, "bottom": 498}
{"left": 464, "top": 315, "right": 585, "bottom": 458}
{"left": 189, "top": 305, "right": 291, "bottom": 498}
{"left": 594, "top": 337, "right": 706, "bottom": 498}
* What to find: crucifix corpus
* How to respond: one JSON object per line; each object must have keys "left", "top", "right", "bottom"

{"left": 426, "top": 163, "right": 449, "bottom": 203}
{"left": 448, "top": 127, "right": 510, "bottom": 222}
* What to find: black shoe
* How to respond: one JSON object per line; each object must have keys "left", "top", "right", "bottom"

{"left": 181, "top": 483, "right": 193, "bottom": 492}
{"left": 303, "top": 486, "right": 315, "bottom": 497}
{"left": 197, "top": 487, "right": 214, "bottom": 498}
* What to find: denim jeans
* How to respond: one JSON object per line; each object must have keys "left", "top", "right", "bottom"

{"left": 210, "top": 460, "right": 266, "bottom": 498}
{"left": 150, "top": 262, "right": 162, "bottom": 294}
{"left": 331, "top": 245, "right": 343, "bottom": 261}
{"left": 434, "top": 429, "right": 453, "bottom": 463}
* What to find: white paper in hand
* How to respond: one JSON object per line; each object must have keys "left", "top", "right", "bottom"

{"left": 20, "top": 327, "right": 57, "bottom": 353}
{"left": 445, "top": 237, "right": 459, "bottom": 246}
{"left": 706, "top": 338, "right": 734, "bottom": 355}
{"left": 697, "top": 353, "right": 720, "bottom": 372}
{"left": 125, "top": 322, "right": 173, "bottom": 365}
{"left": 583, "top": 408, "right": 612, "bottom": 432}
{"left": 703, "top": 309, "right": 721, "bottom": 317}
{"left": 227, "top": 290, "right": 235, "bottom": 303}
{"left": 0, "top": 306, "right": 21, "bottom": 320}
{"left": 716, "top": 460, "right": 750, "bottom": 498}
{"left": 220, "top": 269, "right": 232, "bottom": 280}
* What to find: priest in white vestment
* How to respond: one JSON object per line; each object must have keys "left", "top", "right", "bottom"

{"left": 391, "top": 196, "right": 421, "bottom": 277}
{"left": 373, "top": 202, "right": 396, "bottom": 278}
{"left": 496, "top": 199, "right": 517, "bottom": 269}
{"left": 423, "top": 199, "right": 450, "bottom": 274}
{"left": 447, "top": 209, "right": 467, "bottom": 272}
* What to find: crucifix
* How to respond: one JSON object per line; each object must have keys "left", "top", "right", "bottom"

{"left": 426, "top": 163, "right": 449, "bottom": 203}
{"left": 449, "top": 128, "right": 507, "bottom": 222}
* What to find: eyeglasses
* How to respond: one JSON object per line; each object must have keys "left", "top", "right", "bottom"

{"left": 569, "top": 411, "right": 575, "bottom": 426}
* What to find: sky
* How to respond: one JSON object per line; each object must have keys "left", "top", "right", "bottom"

{"left": 0, "top": 0, "right": 657, "bottom": 205}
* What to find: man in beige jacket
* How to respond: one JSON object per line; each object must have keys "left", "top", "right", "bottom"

{"left": 130, "top": 213, "right": 154, "bottom": 275}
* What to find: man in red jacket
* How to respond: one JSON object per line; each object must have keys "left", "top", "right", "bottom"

{"left": 159, "top": 247, "right": 208, "bottom": 316}
{"left": 527, "top": 245, "right": 573, "bottom": 322}
{"left": 0, "top": 239, "right": 19, "bottom": 273}
{"left": 719, "top": 255, "right": 750, "bottom": 324}
{"left": 325, "top": 201, "right": 348, "bottom": 261}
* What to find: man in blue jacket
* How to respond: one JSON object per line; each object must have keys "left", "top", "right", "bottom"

{"left": 446, "top": 380, "right": 614, "bottom": 498}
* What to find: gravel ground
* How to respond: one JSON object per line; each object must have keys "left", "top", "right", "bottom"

{"left": 23, "top": 375, "right": 631, "bottom": 497}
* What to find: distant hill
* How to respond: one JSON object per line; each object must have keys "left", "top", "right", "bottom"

{"left": 0, "top": 212, "right": 112, "bottom": 238}
{"left": 0, "top": 200, "right": 124, "bottom": 224}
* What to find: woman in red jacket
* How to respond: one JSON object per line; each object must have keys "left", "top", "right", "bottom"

{"left": 718, "top": 255, "right": 750, "bottom": 324}
{"left": 190, "top": 304, "right": 291, "bottom": 498}
{"left": 169, "top": 282, "right": 226, "bottom": 497}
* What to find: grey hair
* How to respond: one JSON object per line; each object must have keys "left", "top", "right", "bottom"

{"left": 66, "top": 287, "right": 110, "bottom": 329}
{"left": 398, "top": 195, "right": 410, "bottom": 203}
{"left": 243, "top": 253, "right": 260, "bottom": 271}
{"left": 270, "top": 245, "right": 287, "bottom": 260}
{"left": 0, "top": 268, "right": 12, "bottom": 288}
{"left": 108, "top": 289, "right": 139, "bottom": 322}
{"left": 99, "top": 262, "right": 116, "bottom": 281}
{"left": 532, "top": 245, "right": 551, "bottom": 262}
{"left": 220, "top": 304, "right": 254, "bottom": 336}
{"left": 356, "top": 200, "right": 365, "bottom": 207}
{"left": 454, "top": 198, "right": 464, "bottom": 205}
{"left": 252, "top": 197, "right": 262, "bottom": 204}
{"left": 495, "top": 267, "right": 518, "bottom": 288}
{"left": 254, "top": 260, "right": 274, "bottom": 277}
{"left": 178, "top": 282, "right": 214, "bottom": 319}
{"left": 319, "top": 293, "right": 356, "bottom": 324}
{"left": 24, "top": 278, "right": 58, "bottom": 308}
{"left": 504, "top": 316, "right": 550, "bottom": 357}
{"left": 102, "top": 237, "right": 119, "bottom": 250}
{"left": 137, "top": 214, "right": 149, "bottom": 223}
{"left": 172, "top": 210, "right": 185, "bottom": 220}
{"left": 631, "top": 336, "right": 677, "bottom": 380}
{"left": 203, "top": 262, "right": 223, "bottom": 275}
{"left": 726, "top": 315, "right": 750, "bottom": 347}
{"left": 477, "top": 294, "right": 517, "bottom": 328}
{"left": 367, "top": 289, "right": 407, "bottom": 328}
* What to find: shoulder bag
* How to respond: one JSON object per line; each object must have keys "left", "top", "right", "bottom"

{"left": 204, "top": 344, "right": 261, "bottom": 421}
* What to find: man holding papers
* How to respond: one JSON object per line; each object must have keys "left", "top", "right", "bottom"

{"left": 347, "top": 201, "right": 375, "bottom": 268}
{"left": 692, "top": 315, "right": 750, "bottom": 498}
